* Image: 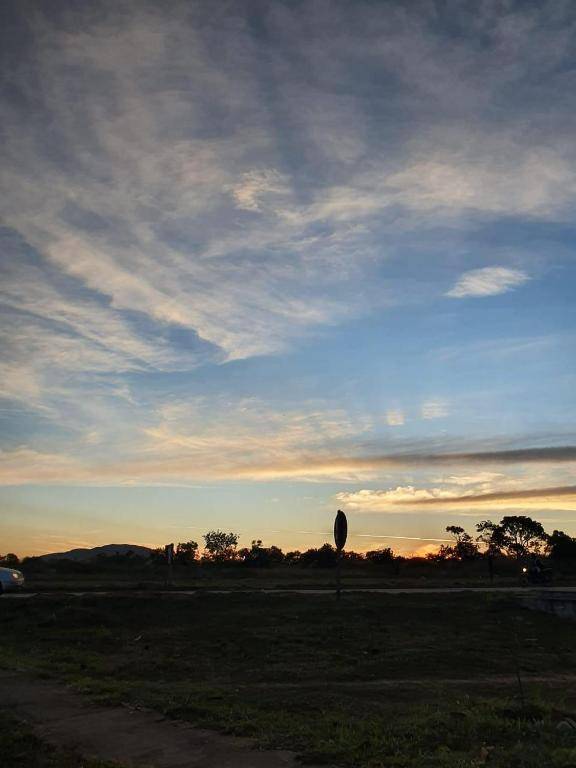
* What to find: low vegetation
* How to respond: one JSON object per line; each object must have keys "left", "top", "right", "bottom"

{"left": 2, "top": 592, "right": 576, "bottom": 766}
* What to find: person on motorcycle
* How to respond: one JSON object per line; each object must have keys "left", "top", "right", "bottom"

{"left": 525, "top": 553, "right": 552, "bottom": 585}
{"left": 529, "top": 553, "right": 543, "bottom": 578}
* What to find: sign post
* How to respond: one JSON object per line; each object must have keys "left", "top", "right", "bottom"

{"left": 165, "top": 543, "right": 174, "bottom": 587}
{"left": 334, "top": 509, "right": 348, "bottom": 600}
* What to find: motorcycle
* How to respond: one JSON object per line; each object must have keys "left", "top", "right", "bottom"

{"left": 521, "top": 565, "right": 553, "bottom": 586}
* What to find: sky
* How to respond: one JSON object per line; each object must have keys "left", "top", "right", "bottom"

{"left": 1, "top": 0, "right": 575, "bottom": 557}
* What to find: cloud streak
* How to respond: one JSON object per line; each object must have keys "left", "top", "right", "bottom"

{"left": 1, "top": 441, "right": 575, "bottom": 487}
{"left": 337, "top": 483, "right": 576, "bottom": 514}
{"left": 399, "top": 484, "right": 576, "bottom": 506}
{"left": 235, "top": 446, "right": 576, "bottom": 480}
{"left": 447, "top": 267, "right": 530, "bottom": 298}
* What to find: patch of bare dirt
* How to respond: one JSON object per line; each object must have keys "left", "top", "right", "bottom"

{"left": 0, "top": 671, "right": 311, "bottom": 768}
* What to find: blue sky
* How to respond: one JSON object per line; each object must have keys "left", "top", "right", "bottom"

{"left": 1, "top": 0, "right": 575, "bottom": 556}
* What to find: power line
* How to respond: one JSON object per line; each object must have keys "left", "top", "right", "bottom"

{"left": 170, "top": 525, "right": 451, "bottom": 543}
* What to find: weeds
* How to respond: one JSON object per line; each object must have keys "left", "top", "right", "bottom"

{"left": 2, "top": 593, "right": 576, "bottom": 766}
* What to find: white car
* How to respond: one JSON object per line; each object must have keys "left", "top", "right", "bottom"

{"left": 0, "top": 567, "right": 25, "bottom": 594}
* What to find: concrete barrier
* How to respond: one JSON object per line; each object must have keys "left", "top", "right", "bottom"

{"left": 520, "top": 591, "right": 576, "bottom": 620}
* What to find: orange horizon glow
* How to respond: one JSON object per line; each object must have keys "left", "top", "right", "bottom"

{"left": 4, "top": 530, "right": 455, "bottom": 560}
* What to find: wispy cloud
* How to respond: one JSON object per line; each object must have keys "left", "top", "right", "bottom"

{"left": 241, "top": 446, "right": 576, "bottom": 479}
{"left": 429, "top": 335, "right": 556, "bottom": 363}
{"left": 386, "top": 409, "right": 405, "bottom": 427}
{"left": 230, "top": 169, "right": 290, "bottom": 212}
{"left": 1, "top": 440, "right": 574, "bottom": 487}
{"left": 402, "top": 484, "right": 576, "bottom": 507}
{"left": 0, "top": 0, "right": 575, "bottom": 509}
{"left": 1, "top": 0, "right": 572, "bottom": 415}
{"left": 446, "top": 267, "right": 530, "bottom": 298}
{"left": 421, "top": 400, "right": 449, "bottom": 420}
{"left": 336, "top": 484, "right": 576, "bottom": 513}
{"left": 337, "top": 486, "right": 465, "bottom": 510}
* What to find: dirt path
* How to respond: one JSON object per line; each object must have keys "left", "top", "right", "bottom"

{"left": 239, "top": 674, "right": 576, "bottom": 690}
{"left": 0, "top": 671, "right": 310, "bottom": 768}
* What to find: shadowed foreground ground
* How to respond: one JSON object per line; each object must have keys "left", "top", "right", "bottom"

{"left": 0, "top": 671, "right": 301, "bottom": 768}
{"left": 1, "top": 592, "right": 576, "bottom": 766}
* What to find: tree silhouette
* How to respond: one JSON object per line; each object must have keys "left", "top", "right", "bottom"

{"left": 547, "top": 530, "right": 576, "bottom": 560}
{"left": 427, "top": 526, "right": 479, "bottom": 562}
{"left": 446, "top": 525, "right": 479, "bottom": 560}
{"left": 365, "top": 547, "right": 395, "bottom": 565}
{"left": 299, "top": 543, "right": 338, "bottom": 568}
{"left": 176, "top": 541, "right": 198, "bottom": 564}
{"left": 203, "top": 530, "right": 239, "bottom": 562}
{"left": 238, "top": 540, "right": 285, "bottom": 567}
{"left": 476, "top": 519, "right": 506, "bottom": 557}
{"left": 476, "top": 516, "right": 548, "bottom": 559}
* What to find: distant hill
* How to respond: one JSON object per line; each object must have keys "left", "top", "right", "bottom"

{"left": 39, "top": 544, "right": 154, "bottom": 561}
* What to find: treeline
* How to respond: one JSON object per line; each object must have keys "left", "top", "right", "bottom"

{"left": 150, "top": 535, "right": 400, "bottom": 568}
{"left": 152, "top": 517, "right": 576, "bottom": 567}
{"left": 4, "top": 515, "right": 576, "bottom": 571}
{"left": 427, "top": 516, "right": 576, "bottom": 562}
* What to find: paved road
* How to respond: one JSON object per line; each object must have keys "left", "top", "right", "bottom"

{"left": 4, "top": 586, "right": 576, "bottom": 599}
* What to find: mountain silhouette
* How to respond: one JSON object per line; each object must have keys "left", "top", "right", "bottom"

{"left": 39, "top": 544, "right": 153, "bottom": 561}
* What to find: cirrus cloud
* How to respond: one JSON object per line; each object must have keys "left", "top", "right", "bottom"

{"left": 0, "top": 0, "right": 575, "bottom": 527}
{"left": 446, "top": 267, "right": 530, "bottom": 298}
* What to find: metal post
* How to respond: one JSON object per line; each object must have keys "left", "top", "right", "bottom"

{"left": 336, "top": 547, "right": 342, "bottom": 600}
{"left": 334, "top": 510, "right": 347, "bottom": 600}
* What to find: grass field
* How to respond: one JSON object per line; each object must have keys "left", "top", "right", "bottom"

{"left": 19, "top": 553, "right": 576, "bottom": 596}
{"left": 2, "top": 592, "right": 576, "bottom": 766}
{"left": 18, "top": 558, "right": 542, "bottom": 593}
